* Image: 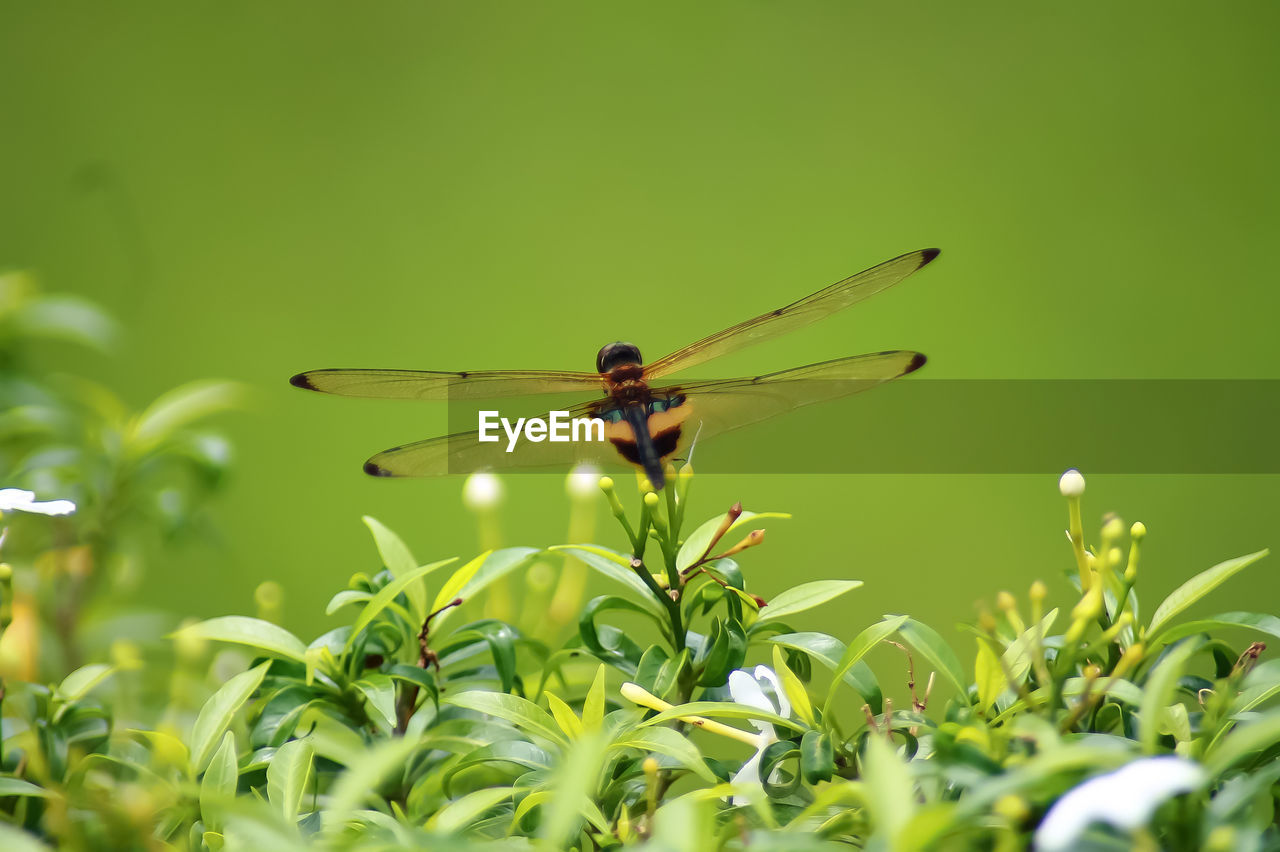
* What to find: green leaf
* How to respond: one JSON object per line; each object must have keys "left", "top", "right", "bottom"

{"left": 199, "top": 731, "right": 239, "bottom": 834}
{"left": 0, "top": 822, "right": 53, "bottom": 852}
{"left": 431, "top": 551, "right": 489, "bottom": 618}
{"left": 346, "top": 557, "right": 459, "bottom": 651}
{"left": 800, "top": 730, "right": 835, "bottom": 784}
{"left": 1146, "top": 549, "right": 1269, "bottom": 638}
{"left": 582, "top": 664, "right": 607, "bottom": 730}
{"left": 354, "top": 675, "right": 398, "bottom": 732}
{"left": 754, "top": 580, "right": 862, "bottom": 626}
{"left": 546, "top": 692, "right": 584, "bottom": 740}
{"left": 1206, "top": 709, "right": 1280, "bottom": 778}
{"left": 640, "top": 700, "right": 804, "bottom": 733}
{"left": 541, "top": 731, "right": 613, "bottom": 846}
{"left": 190, "top": 662, "right": 270, "bottom": 774}
{"left": 613, "top": 726, "right": 715, "bottom": 782}
{"left": 444, "top": 691, "right": 569, "bottom": 748}
{"left": 325, "top": 736, "right": 421, "bottom": 824}
{"left": 1139, "top": 637, "right": 1200, "bottom": 753}
{"left": 267, "top": 738, "right": 314, "bottom": 822}
{"left": 974, "top": 639, "right": 1004, "bottom": 712}
{"left": 895, "top": 617, "right": 968, "bottom": 699}
{"left": 324, "top": 589, "right": 372, "bottom": 615}
{"left": 772, "top": 645, "right": 814, "bottom": 724}
{"left": 430, "top": 787, "right": 512, "bottom": 834}
{"left": 1001, "top": 608, "right": 1058, "bottom": 684}
{"left": 55, "top": 663, "right": 115, "bottom": 704}
{"left": 676, "top": 510, "right": 790, "bottom": 573}
{"left": 1237, "top": 659, "right": 1280, "bottom": 714}
{"left": 862, "top": 733, "right": 915, "bottom": 842}
{"left": 171, "top": 616, "right": 308, "bottom": 663}
{"left": 550, "top": 545, "right": 666, "bottom": 621}
{"left": 435, "top": 547, "right": 539, "bottom": 631}
{"left": 821, "top": 615, "right": 907, "bottom": 719}
{"left": 1149, "top": 611, "right": 1280, "bottom": 649}
{"left": 131, "top": 380, "right": 242, "bottom": 449}
{"left": 768, "top": 632, "right": 883, "bottom": 713}
{"left": 363, "top": 515, "right": 429, "bottom": 625}
{"left": 0, "top": 778, "right": 52, "bottom": 798}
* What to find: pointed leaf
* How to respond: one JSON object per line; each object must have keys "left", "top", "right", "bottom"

{"left": 267, "top": 739, "right": 315, "bottom": 822}
{"left": 363, "top": 516, "right": 428, "bottom": 624}
{"left": 1147, "top": 549, "right": 1269, "bottom": 637}
{"left": 676, "top": 510, "right": 789, "bottom": 573}
{"left": 755, "top": 580, "right": 862, "bottom": 625}
{"left": 172, "top": 616, "right": 307, "bottom": 663}
{"left": 346, "top": 557, "right": 458, "bottom": 651}
{"left": 190, "top": 662, "right": 270, "bottom": 773}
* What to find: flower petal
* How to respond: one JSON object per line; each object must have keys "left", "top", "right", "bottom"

{"left": 1034, "top": 757, "right": 1204, "bottom": 851}
{"left": 753, "top": 665, "right": 791, "bottom": 720}
{"left": 728, "top": 670, "right": 774, "bottom": 733}
{"left": 0, "top": 489, "right": 36, "bottom": 512}
{"left": 20, "top": 499, "right": 76, "bottom": 516}
{"left": 729, "top": 743, "right": 766, "bottom": 806}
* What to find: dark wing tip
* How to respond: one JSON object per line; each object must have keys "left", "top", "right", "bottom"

{"left": 919, "top": 248, "right": 941, "bottom": 267}
{"left": 906, "top": 352, "right": 927, "bottom": 374}
{"left": 363, "top": 459, "right": 394, "bottom": 477}
{"left": 289, "top": 372, "right": 316, "bottom": 390}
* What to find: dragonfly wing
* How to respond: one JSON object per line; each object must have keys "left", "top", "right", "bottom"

{"left": 649, "top": 350, "right": 927, "bottom": 452}
{"left": 290, "top": 368, "right": 602, "bottom": 400}
{"left": 645, "top": 249, "right": 938, "bottom": 379}
{"left": 363, "top": 400, "right": 615, "bottom": 477}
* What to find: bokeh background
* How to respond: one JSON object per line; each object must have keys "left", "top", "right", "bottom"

{"left": 2, "top": 2, "right": 1278, "bottom": 650}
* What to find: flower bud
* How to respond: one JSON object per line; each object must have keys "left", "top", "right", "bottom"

{"left": 1058, "top": 469, "right": 1085, "bottom": 497}
{"left": 565, "top": 464, "right": 601, "bottom": 501}
{"left": 462, "top": 472, "right": 504, "bottom": 511}
{"left": 994, "top": 794, "right": 1029, "bottom": 823}
{"left": 996, "top": 591, "right": 1016, "bottom": 612}
{"left": 643, "top": 491, "right": 660, "bottom": 509}
{"left": 1130, "top": 521, "right": 1147, "bottom": 540}
{"left": 1029, "top": 580, "right": 1047, "bottom": 602}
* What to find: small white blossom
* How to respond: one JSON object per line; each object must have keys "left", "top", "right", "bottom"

{"left": 1034, "top": 757, "right": 1204, "bottom": 851}
{"left": 565, "top": 464, "right": 602, "bottom": 500}
{"left": 461, "top": 473, "right": 503, "bottom": 511}
{"left": 0, "top": 489, "right": 75, "bottom": 517}
{"left": 726, "top": 665, "right": 792, "bottom": 805}
{"left": 1058, "top": 469, "right": 1086, "bottom": 498}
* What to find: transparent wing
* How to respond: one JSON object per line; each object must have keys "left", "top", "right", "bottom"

{"left": 290, "top": 368, "right": 602, "bottom": 400}
{"left": 645, "top": 249, "right": 939, "bottom": 379}
{"left": 362, "top": 350, "right": 925, "bottom": 477}
{"left": 363, "top": 401, "right": 613, "bottom": 477}
{"left": 649, "top": 350, "right": 926, "bottom": 443}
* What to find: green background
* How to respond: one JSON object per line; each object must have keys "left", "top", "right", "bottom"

{"left": 2, "top": 2, "right": 1278, "bottom": 648}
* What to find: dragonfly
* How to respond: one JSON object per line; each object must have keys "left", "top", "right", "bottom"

{"left": 290, "top": 248, "right": 940, "bottom": 489}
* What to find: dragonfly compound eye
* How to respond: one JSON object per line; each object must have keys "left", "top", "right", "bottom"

{"left": 596, "top": 342, "right": 643, "bottom": 374}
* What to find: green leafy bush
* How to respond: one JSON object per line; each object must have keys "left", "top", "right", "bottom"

{"left": 1, "top": 279, "right": 1278, "bottom": 849}
{"left": 2, "top": 460, "right": 1279, "bottom": 850}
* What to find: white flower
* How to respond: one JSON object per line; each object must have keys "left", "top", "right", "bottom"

{"left": 727, "top": 665, "right": 792, "bottom": 805}
{"left": 0, "top": 489, "right": 75, "bottom": 517}
{"left": 1034, "top": 757, "right": 1204, "bottom": 851}
{"left": 1058, "top": 469, "right": 1086, "bottom": 498}
{"left": 461, "top": 473, "right": 503, "bottom": 511}
{"left": 565, "top": 464, "right": 601, "bottom": 501}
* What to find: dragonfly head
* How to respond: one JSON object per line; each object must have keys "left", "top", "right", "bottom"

{"left": 596, "top": 341, "right": 643, "bottom": 374}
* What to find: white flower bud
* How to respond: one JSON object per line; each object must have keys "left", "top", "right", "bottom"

{"left": 564, "top": 464, "right": 601, "bottom": 500}
{"left": 1058, "top": 469, "right": 1086, "bottom": 498}
{"left": 462, "top": 472, "right": 504, "bottom": 511}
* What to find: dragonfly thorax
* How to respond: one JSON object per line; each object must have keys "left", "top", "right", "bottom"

{"left": 596, "top": 341, "right": 643, "bottom": 374}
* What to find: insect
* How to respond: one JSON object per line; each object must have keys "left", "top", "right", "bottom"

{"left": 290, "top": 248, "right": 940, "bottom": 489}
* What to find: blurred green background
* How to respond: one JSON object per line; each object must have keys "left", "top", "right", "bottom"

{"left": 2, "top": 2, "right": 1278, "bottom": 648}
